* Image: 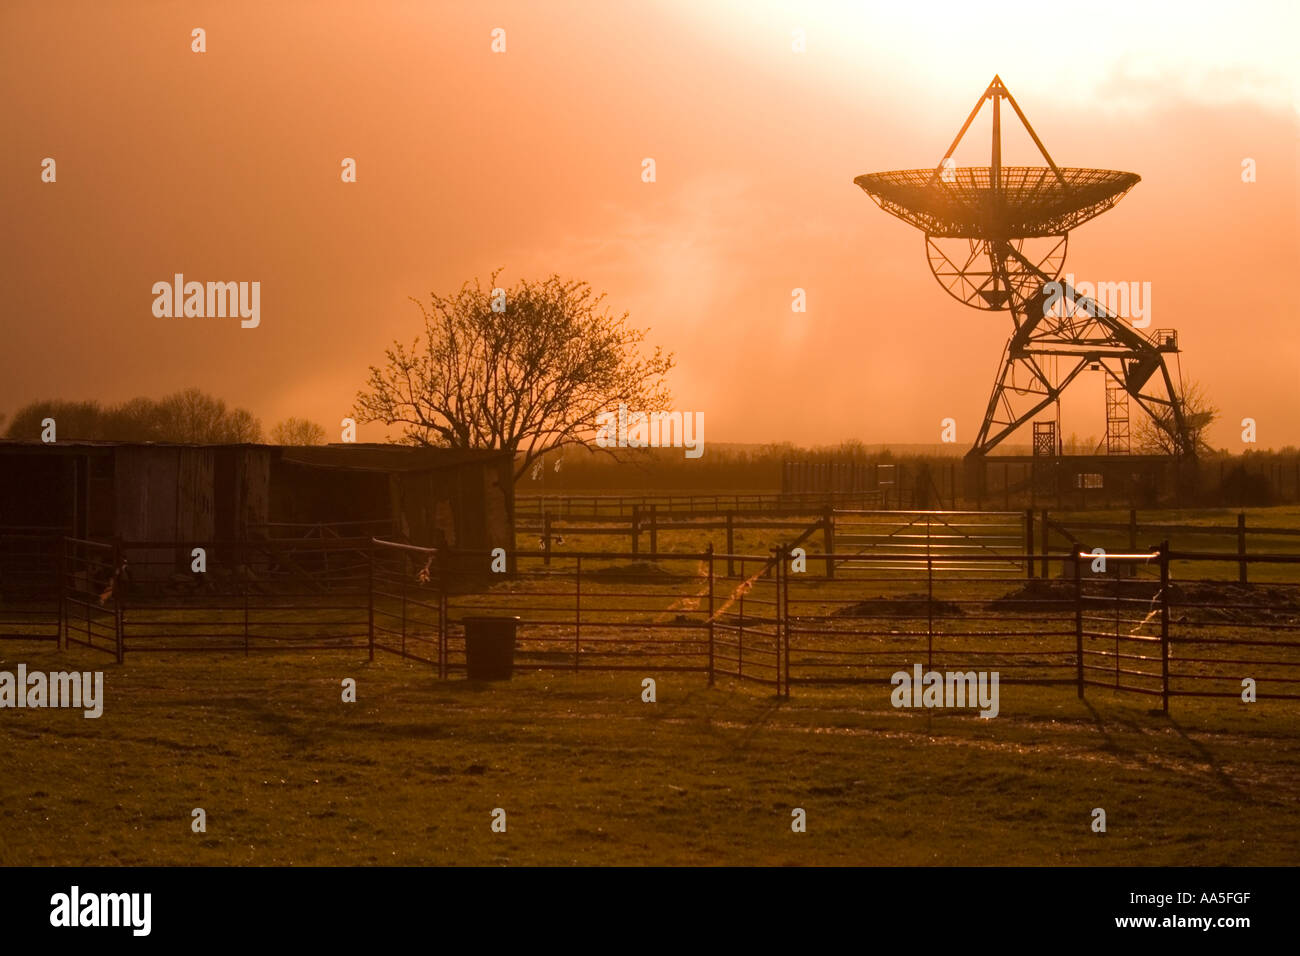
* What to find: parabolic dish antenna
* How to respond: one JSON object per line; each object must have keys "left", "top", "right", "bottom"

{"left": 855, "top": 76, "right": 1193, "bottom": 458}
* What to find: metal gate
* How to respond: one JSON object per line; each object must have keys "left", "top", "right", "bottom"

{"left": 1074, "top": 547, "right": 1167, "bottom": 708}
{"left": 710, "top": 551, "right": 785, "bottom": 694}
{"left": 0, "top": 532, "right": 61, "bottom": 644}
{"left": 831, "top": 510, "right": 1027, "bottom": 575}
{"left": 62, "top": 537, "right": 123, "bottom": 661}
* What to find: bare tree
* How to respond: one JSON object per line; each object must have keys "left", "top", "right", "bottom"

{"left": 1063, "top": 432, "right": 1100, "bottom": 455}
{"left": 271, "top": 417, "right": 327, "bottom": 445}
{"left": 355, "top": 272, "right": 674, "bottom": 479}
{"left": 155, "top": 388, "right": 261, "bottom": 442}
{"left": 1132, "top": 379, "right": 1217, "bottom": 456}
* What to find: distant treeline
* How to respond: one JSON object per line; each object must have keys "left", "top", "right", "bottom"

{"left": 1, "top": 390, "right": 326, "bottom": 445}
{"left": 516, "top": 441, "right": 1300, "bottom": 506}
{"left": 515, "top": 441, "right": 961, "bottom": 494}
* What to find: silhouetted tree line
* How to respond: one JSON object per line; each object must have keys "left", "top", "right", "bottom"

{"left": 1210, "top": 448, "right": 1300, "bottom": 507}
{"left": 516, "top": 441, "right": 930, "bottom": 494}
{"left": 517, "top": 440, "right": 1300, "bottom": 508}
{"left": 1, "top": 389, "right": 326, "bottom": 445}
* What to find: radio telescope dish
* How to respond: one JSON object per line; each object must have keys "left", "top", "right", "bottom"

{"left": 854, "top": 166, "right": 1140, "bottom": 240}
{"left": 854, "top": 76, "right": 1194, "bottom": 459}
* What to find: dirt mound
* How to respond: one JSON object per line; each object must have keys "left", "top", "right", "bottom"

{"left": 989, "top": 579, "right": 1300, "bottom": 624}
{"left": 1169, "top": 582, "right": 1300, "bottom": 624}
{"left": 832, "top": 594, "right": 964, "bottom": 618}
{"left": 988, "top": 579, "right": 1081, "bottom": 612}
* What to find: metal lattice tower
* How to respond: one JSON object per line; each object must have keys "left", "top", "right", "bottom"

{"left": 855, "top": 76, "right": 1194, "bottom": 460}
{"left": 1105, "top": 379, "right": 1131, "bottom": 454}
{"left": 1032, "top": 420, "right": 1058, "bottom": 457}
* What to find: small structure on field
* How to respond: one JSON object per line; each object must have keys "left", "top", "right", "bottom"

{"left": 0, "top": 440, "right": 513, "bottom": 551}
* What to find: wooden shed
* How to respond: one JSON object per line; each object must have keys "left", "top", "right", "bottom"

{"left": 0, "top": 441, "right": 514, "bottom": 552}
{"left": 268, "top": 445, "right": 514, "bottom": 550}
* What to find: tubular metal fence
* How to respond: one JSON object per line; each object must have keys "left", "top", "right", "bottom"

{"left": 0, "top": 531, "right": 62, "bottom": 646}
{"left": 516, "top": 491, "right": 883, "bottom": 520}
{"left": 828, "top": 510, "right": 1027, "bottom": 576}
{"left": 1, "top": 529, "right": 1297, "bottom": 705}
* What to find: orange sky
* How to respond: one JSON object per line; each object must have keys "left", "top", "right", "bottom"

{"left": 2, "top": 0, "right": 1297, "bottom": 450}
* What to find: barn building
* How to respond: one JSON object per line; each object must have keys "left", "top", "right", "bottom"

{"left": 0, "top": 441, "right": 514, "bottom": 550}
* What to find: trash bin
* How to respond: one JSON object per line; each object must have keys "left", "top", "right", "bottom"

{"left": 462, "top": 616, "right": 519, "bottom": 680}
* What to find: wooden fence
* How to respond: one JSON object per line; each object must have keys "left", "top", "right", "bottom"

{"left": 1037, "top": 509, "right": 1300, "bottom": 584}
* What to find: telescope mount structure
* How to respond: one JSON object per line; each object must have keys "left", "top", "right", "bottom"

{"left": 855, "top": 76, "right": 1194, "bottom": 469}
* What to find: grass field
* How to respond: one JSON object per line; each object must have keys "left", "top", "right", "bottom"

{"left": 3, "top": 506, "right": 1298, "bottom": 865}
{"left": 3, "top": 645, "right": 1298, "bottom": 866}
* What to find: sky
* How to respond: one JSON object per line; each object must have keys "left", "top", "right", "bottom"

{"left": 1, "top": 0, "right": 1297, "bottom": 451}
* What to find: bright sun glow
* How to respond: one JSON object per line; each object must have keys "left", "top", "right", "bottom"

{"left": 675, "top": 0, "right": 1299, "bottom": 114}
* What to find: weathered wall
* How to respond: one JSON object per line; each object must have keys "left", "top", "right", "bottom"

{"left": 268, "top": 460, "right": 390, "bottom": 527}
{"left": 0, "top": 453, "right": 74, "bottom": 530}
{"left": 388, "top": 455, "right": 514, "bottom": 551}
{"left": 113, "top": 446, "right": 214, "bottom": 578}
{"left": 113, "top": 446, "right": 214, "bottom": 542}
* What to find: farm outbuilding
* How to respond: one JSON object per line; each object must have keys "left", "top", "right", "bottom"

{"left": 0, "top": 440, "right": 514, "bottom": 550}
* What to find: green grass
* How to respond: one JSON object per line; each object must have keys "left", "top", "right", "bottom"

{"left": 2, "top": 646, "right": 1297, "bottom": 865}
{"left": 5, "top": 505, "right": 1298, "bottom": 865}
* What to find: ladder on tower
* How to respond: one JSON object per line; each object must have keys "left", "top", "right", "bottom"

{"left": 1106, "top": 379, "right": 1130, "bottom": 454}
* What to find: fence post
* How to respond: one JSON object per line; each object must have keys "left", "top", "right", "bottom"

{"left": 1025, "top": 508, "right": 1034, "bottom": 579}
{"left": 543, "top": 513, "right": 552, "bottom": 566}
{"left": 1040, "top": 509, "right": 1050, "bottom": 579}
{"left": 84, "top": 544, "right": 91, "bottom": 653}
{"left": 438, "top": 550, "right": 448, "bottom": 680}
{"left": 1074, "top": 548, "right": 1083, "bottom": 698}
{"left": 1159, "top": 542, "right": 1170, "bottom": 713}
{"left": 782, "top": 547, "right": 791, "bottom": 699}
{"left": 774, "top": 550, "right": 782, "bottom": 697}
{"left": 822, "top": 508, "right": 835, "bottom": 580}
{"left": 649, "top": 505, "right": 658, "bottom": 555}
{"left": 112, "top": 540, "right": 124, "bottom": 665}
{"left": 631, "top": 505, "right": 640, "bottom": 554}
{"left": 57, "top": 538, "right": 66, "bottom": 651}
{"left": 706, "top": 545, "right": 715, "bottom": 686}
{"left": 367, "top": 540, "right": 375, "bottom": 662}
{"left": 242, "top": 543, "right": 250, "bottom": 656}
{"left": 926, "top": 527, "right": 934, "bottom": 673}
{"left": 574, "top": 555, "right": 581, "bottom": 672}
{"left": 738, "top": 564, "right": 745, "bottom": 679}
{"left": 726, "top": 513, "right": 735, "bottom": 577}
{"left": 1237, "top": 512, "right": 1247, "bottom": 585}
